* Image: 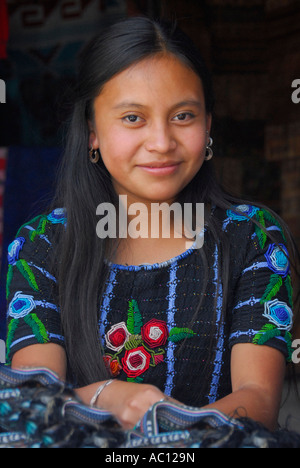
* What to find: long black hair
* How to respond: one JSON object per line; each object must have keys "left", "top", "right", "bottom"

{"left": 51, "top": 16, "right": 300, "bottom": 387}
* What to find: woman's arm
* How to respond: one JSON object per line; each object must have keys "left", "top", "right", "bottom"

{"left": 202, "top": 343, "right": 286, "bottom": 431}
{"left": 12, "top": 343, "right": 68, "bottom": 381}
{"left": 11, "top": 343, "right": 167, "bottom": 429}
{"left": 12, "top": 341, "right": 285, "bottom": 431}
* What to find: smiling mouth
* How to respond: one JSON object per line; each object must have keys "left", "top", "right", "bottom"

{"left": 139, "top": 161, "right": 181, "bottom": 168}
{"left": 137, "top": 162, "right": 181, "bottom": 175}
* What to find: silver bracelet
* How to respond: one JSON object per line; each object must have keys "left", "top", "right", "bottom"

{"left": 90, "top": 379, "right": 114, "bottom": 407}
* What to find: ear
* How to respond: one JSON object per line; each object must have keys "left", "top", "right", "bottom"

{"left": 206, "top": 113, "right": 212, "bottom": 135}
{"left": 88, "top": 120, "right": 99, "bottom": 149}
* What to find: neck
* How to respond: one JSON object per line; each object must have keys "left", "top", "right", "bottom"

{"left": 117, "top": 194, "right": 188, "bottom": 240}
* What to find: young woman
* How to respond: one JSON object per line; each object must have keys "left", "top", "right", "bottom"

{"left": 6, "top": 17, "right": 299, "bottom": 431}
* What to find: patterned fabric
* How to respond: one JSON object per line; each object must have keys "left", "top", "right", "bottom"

{"left": 3, "top": 0, "right": 127, "bottom": 147}
{"left": 0, "top": 366, "right": 300, "bottom": 448}
{"left": 5, "top": 205, "right": 294, "bottom": 408}
{"left": 0, "top": 148, "right": 7, "bottom": 281}
{"left": 0, "top": 146, "right": 62, "bottom": 342}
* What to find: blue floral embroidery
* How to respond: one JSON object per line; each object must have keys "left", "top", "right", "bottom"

{"left": 7, "top": 237, "right": 25, "bottom": 265}
{"left": 226, "top": 204, "right": 259, "bottom": 222}
{"left": 47, "top": 208, "right": 67, "bottom": 225}
{"left": 265, "top": 243, "right": 289, "bottom": 277}
{"left": 262, "top": 299, "right": 293, "bottom": 331}
{"left": 6, "top": 291, "right": 49, "bottom": 363}
{"left": 8, "top": 291, "right": 36, "bottom": 319}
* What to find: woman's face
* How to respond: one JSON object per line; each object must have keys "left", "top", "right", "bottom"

{"left": 89, "top": 54, "right": 211, "bottom": 206}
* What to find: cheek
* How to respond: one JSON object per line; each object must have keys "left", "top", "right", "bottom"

{"left": 184, "top": 130, "right": 206, "bottom": 160}
{"left": 99, "top": 127, "right": 140, "bottom": 166}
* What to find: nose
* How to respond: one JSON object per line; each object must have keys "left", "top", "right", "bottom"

{"left": 144, "top": 122, "right": 177, "bottom": 154}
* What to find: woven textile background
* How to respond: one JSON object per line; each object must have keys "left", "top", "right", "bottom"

{"left": 0, "top": 0, "right": 127, "bottom": 344}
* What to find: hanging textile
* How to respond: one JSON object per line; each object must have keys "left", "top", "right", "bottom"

{"left": 0, "top": 0, "right": 9, "bottom": 59}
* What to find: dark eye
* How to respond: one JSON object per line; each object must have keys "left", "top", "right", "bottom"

{"left": 174, "top": 112, "right": 194, "bottom": 122}
{"left": 177, "top": 113, "right": 187, "bottom": 120}
{"left": 124, "top": 115, "right": 140, "bottom": 123}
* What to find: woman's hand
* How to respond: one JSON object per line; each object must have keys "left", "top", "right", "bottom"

{"left": 94, "top": 380, "right": 166, "bottom": 429}
{"left": 12, "top": 344, "right": 175, "bottom": 430}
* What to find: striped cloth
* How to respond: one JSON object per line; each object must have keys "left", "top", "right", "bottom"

{"left": 0, "top": 366, "right": 300, "bottom": 448}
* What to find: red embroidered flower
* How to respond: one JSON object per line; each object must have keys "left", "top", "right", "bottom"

{"left": 105, "top": 322, "right": 130, "bottom": 352}
{"left": 110, "top": 359, "right": 122, "bottom": 377}
{"left": 122, "top": 346, "right": 151, "bottom": 378}
{"left": 103, "top": 355, "right": 111, "bottom": 369}
{"left": 103, "top": 355, "right": 122, "bottom": 377}
{"left": 141, "top": 319, "right": 169, "bottom": 348}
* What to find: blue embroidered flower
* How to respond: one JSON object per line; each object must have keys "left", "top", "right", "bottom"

{"left": 226, "top": 204, "right": 259, "bottom": 222}
{"left": 7, "top": 237, "right": 26, "bottom": 265}
{"left": 265, "top": 243, "right": 290, "bottom": 277}
{"left": 263, "top": 299, "right": 293, "bottom": 331}
{"left": 8, "top": 291, "right": 36, "bottom": 319}
{"left": 47, "top": 208, "right": 67, "bottom": 225}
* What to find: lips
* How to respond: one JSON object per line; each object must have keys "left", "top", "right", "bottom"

{"left": 139, "top": 161, "right": 180, "bottom": 168}
{"left": 137, "top": 162, "right": 181, "bottom": 175}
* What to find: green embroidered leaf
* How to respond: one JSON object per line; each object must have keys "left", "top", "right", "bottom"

{"left": 284, "top": 331, "right": 293, "bottom": 362}
{"left": 24, "top": 313, "right": 49, "bottom": 343}
{"left": 124, "top": 335, "right": 143, "bottom": 350}
{"left": 260, "top": 274, "right": 282, "bottom": 304}
{"left": 6, "top": 318, "right": 19, "bottom": 363}
{"left": 127, "top": 302, "right": 135, "bottom": 334}
{"left": 255, "top": 210, "right": 267, "bottom": 249}
{"left": 16, "top": 259, "right": 39, "bottom": 292}
{"left": 127, "top": 300, "right": 143, "bottom": 334}
{"left": 253, "top": 324, "right": 281, "bottom": 345}
{"left": 127, "top": 376, "right": 143, "bottom": 383}
{"left": 132, "top": 300, "right": 143, "bottom": 334}
{"left": 261, "top": 209, "right": 286, "bottom": 242}
{"left": 168, "top": 327, "right": 195, "bottom": 343}
{"left": 284, "top": 275, "right": 293, "bottom": 307}
{"left": 127, "top": 303, "right": 134, "bottom": 334}
{"left": 29, "top": 216, "right": 48, "bottom": 242}
{"left": 253, "top": 323, "right": 274, "bottom": 344}
{"left": 6, "top": 264, "right": 13, "bottom": 298}
{"left": 254, "top": 224, "right": 266, "bottom": 250}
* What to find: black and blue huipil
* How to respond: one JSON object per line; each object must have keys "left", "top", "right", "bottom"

{"left": 5, "top": 204, "right": 294, "bottom": 408}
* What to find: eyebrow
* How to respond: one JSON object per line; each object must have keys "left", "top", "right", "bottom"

{"left": 112, "top": 99, "right": 203, "bottom": 111}
{"left": 113, "top": 101, "right": 144, "bottom": 110}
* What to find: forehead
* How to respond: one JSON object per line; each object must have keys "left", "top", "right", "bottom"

{"left": 95, "top": 54, "right": 205, "bottom": 106}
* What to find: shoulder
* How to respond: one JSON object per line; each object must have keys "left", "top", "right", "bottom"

{"left": 8, "top": 208, "right": 67, "bottom": 265}
{"left": 16, "top": 208, "right": 67, "bottom": 234}
{"left": 6, "top": 208, "right": 67, "bottom": 310}
{"left": 214, "top": 203, "right": 288, "bottom": 249}
{"left": 12, "top": 208, "right": 66, "bottom": 240}
{"left": 210, "top": 203, "right": 291, "bottom": 289}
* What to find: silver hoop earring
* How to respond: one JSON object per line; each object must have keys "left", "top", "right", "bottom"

{"left": 205, "top": 136, "right": 213, "bottom": 161}
{"left": 89, "top": 146, "right": 100, "bottom": 164}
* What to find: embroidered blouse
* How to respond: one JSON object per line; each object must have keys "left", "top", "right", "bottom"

{"left": 5, "top": 205, "right": 294, "bottom": 408}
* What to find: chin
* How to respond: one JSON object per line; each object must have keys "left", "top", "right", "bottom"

{"left": 144, "top": 193, "right": 179, "bottom": 204}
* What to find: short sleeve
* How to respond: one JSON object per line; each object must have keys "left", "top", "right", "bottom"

{"left": 5, "top": 210, "right": 66, "bottom": 364}
{"left": 227, "top": 205, "right": 294, "bottom": 361}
